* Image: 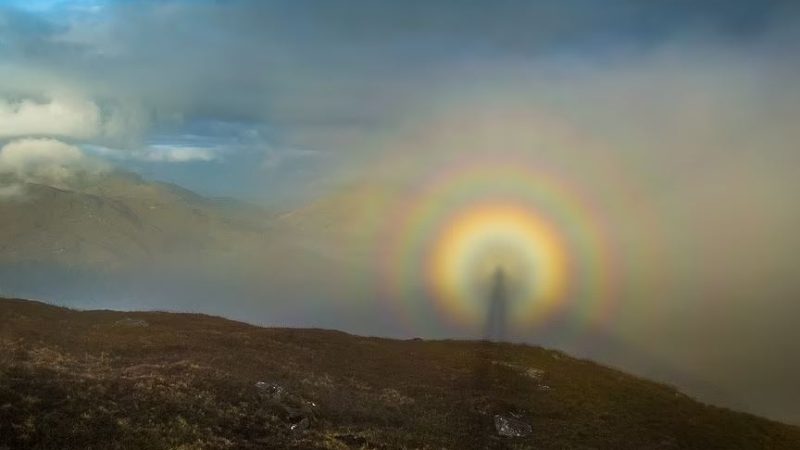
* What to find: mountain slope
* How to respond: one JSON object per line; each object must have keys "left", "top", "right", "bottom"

{"left": 1, "top": 297, "right": 798, "bottom": 450}
{"left": 0, "top": 171, "right": 273, "bottom": 268}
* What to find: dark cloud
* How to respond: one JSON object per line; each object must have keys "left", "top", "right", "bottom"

{"left": 2, "top": 0, "right": 795, "bottom": 133}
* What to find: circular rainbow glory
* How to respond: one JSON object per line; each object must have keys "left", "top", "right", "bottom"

{"left": 429, "top": 202, "right": 568, "bottom": 326}
{"left": 378, "top": 157, "right": 617, "bottom": 335}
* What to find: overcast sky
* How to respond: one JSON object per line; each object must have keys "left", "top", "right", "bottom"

{"left": 2, "top": 0, "right": 800, "bottom": 424}
{"left": 1, "top": 0, "right": 797, "bottom": 202}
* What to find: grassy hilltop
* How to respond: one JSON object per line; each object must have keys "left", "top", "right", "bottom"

{"left": 1, "top": 297, "right": 799, "bottom": 449}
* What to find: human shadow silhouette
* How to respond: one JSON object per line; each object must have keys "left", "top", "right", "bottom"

{"left": 484, "top": 266, "right": 508, "bottom": 342}
{"left": 469, "top": 266, "right": 513, "bottom": 447}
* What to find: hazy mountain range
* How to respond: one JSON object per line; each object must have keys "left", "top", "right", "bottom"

{"left": 0, "top": 170, "right": 273, "bottom": 269}
{"left": 0, "top": 171, "right": 386, "bottom": 331}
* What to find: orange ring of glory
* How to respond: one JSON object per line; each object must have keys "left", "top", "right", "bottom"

{"left": 427, "top": 203, "right": 569, "bottom": 327}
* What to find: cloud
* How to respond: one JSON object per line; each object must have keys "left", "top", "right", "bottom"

{"left": 0, "top": 138, "right": 107, "bottom": 187}
{"left": 0, "top": 96, "right": 101, "bottom": 139}
{"left": 86, "top": 144, "right": 219, "bottom": 163}
{"left": 1, "top": 0, "right": 787, "bottom": 152}
{"left": 142, "top": 145, "right": 217, "bottom": 162}
{"left": 0, "top": 183, "right": 25, "bottom": 199}
{"left": 1, "top": 1, "right": 796, "bottom": 183}
{"left": 0, "top": 91, "right": 147, "bottom": 147}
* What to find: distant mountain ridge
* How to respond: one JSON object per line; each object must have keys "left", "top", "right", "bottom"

{"left": 0, "top": 170, "right": 274, "bottom": 268}
{"left": 0, "top": 172, "right": 396, "bottom": 269}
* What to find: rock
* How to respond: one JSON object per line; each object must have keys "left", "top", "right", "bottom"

{"left": 289, "top": 416, "right": 309, "bottom": 433}
{"left": 494, "top": 414, "right": 532, "bottom": 438}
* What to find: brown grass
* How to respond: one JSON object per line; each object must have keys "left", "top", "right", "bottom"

{"left": 1, "top": 297, "right": 799, "bottom": 449}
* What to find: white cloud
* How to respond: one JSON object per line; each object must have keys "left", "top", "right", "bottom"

{"left": 0, "top": 96, "right": 102, "bottom": 139}
{"left": 0, "top": 138, "right": 107, "bottom": 187}
{"left": 85, "top": 144, "right": 219, "bottom": 163}
{"left": 0, "top": 183, "right": 25, "bottom": 200}
{"left": 142, "top": 145, "right": 218, "bottom": 162}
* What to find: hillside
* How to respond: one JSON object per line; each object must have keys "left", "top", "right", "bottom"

{"left": 0, "top": 171, "right": 273, "bottom": 269}
{"left": 1, "top": 298, "right": 799, "bottom": 449}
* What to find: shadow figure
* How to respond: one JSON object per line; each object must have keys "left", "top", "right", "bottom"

{"left": 474, "top": 266, "right": 509, "bottom": 390}
{"left": 469, "top": 266, "right": 513, "bottom": 447}
{"left": 484, "top": 266, "right": 508, "bottom": 342}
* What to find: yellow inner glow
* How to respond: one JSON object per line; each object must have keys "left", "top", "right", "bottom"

{"left": 430, "top": 204, "right": 569, "bottom": 325}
